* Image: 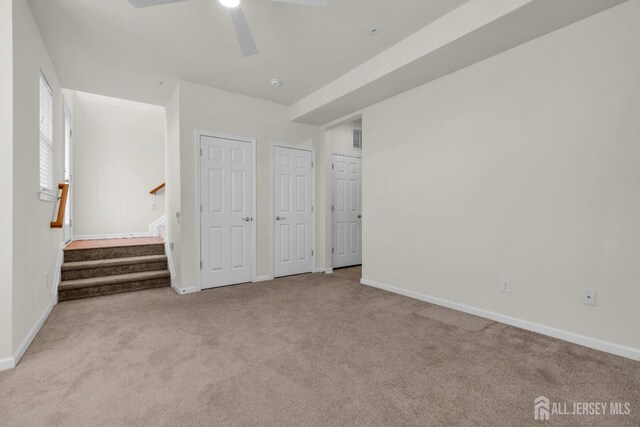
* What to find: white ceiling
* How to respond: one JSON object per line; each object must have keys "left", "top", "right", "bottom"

{"left": 291, "top": 0, "right": 629, "bottom": 125}
{"left": 28, "top": 0, "right": 469, "bottom": 106}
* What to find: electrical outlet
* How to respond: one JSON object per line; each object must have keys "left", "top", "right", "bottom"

{"left": 501, "top": 279, "right": 512, "bottom": 294}
{"left": 582, "top": 288, "right": 596, "bottom": 306}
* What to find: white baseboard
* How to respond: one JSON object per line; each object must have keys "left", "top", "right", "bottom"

{"left": 254, "top": 275, "right": 274, "bottom": 283}
{"left": 163, "top": 240, "right": 197, "bottom": 295}
{"left": 0, "top": 357, "right": 15, "bottom": 371}
{"left": 11, "top": 299, "right": 55, "bottom": 368}
{"left": 172, "top": 284, "right": 199, "bottom": 295}
{"left": 324, "top": 268, "right": 334, "bottom": 274}
{"left": 73, "top": 216, "right": 167, "bottom": 241}
{"left": 51, "top": 242, "right": 65, "bottom": 302}
{"left": 3, "top": 241, "right": 63, "bottom": 372}
{"left": 164, "top": 241, "right": 177, "bottom": 289}
{"left": 73, "top": 232, "right": 155, "bottom": 240}
{"left": 149, "top": 215, "right": 166, "bottom": 237}
{"left": 361, "top": 278, "right": 640, "bottom": 362}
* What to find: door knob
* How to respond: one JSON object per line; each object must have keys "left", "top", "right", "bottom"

{"left": 357, "top": 215, "right": 362, "bottom": 219}
{"left": 241, "top": 217, "right": 252, "bottom": 222}
{"left": 276, "top": 216, "right": 286, "bottom": 221}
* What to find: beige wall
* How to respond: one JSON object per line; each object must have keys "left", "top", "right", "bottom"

{"left": 11, "top": 0, "right": 63, "bottom": 353}
{"left": 362, "top": 1, "right": 640, "bottom": 351}
{"left": 0, "top": 0, "right": 14, "bottom": 362}
{"left": 166, "top": 80, "right": 323, "bottom": 290}
{"left": 72, "top": 91, "right": 165, "bottom": 237}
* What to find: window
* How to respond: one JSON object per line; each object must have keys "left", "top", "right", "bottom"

{"left": 39, "top": 71, "right": 54, "bottom": 197}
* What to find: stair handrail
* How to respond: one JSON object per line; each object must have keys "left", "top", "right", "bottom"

{"left": 149, "top": 182, "right": 165, "bottom": 195}
{"left": 50, "top": 183, "right": 70, "bottom": 229}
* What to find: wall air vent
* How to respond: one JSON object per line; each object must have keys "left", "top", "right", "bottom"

{"left": 353, "top": 129, "right": 362, "bottom": 150}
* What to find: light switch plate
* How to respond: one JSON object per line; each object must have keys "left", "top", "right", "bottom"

{"left": 501, "top": 279, "right": 512, "bottom": 294}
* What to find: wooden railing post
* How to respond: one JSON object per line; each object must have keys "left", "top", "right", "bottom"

{"left": 50, "top": 183, "right": 70, "bottom": 228}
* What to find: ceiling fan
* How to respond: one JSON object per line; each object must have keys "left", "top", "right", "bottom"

{"left": 128, "top": 0, "right": 328, "bottom": 57}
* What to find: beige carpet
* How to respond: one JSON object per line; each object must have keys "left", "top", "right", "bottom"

{"left": 1, "top": 267, "right": 638, "bottom": 426}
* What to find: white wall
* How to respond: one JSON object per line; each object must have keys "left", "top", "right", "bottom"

{"left": 0, "top": 0, "right": 14, "bottom": 363}
{"left": 165, "top": 85, "right": 181, "bottom": 284}
{"left": 166, "top": 80, "right": 323, "bottom": 290}
{"left": 72, "top": 91, "right": 165, "bottom": 237}
{"left": 11, "top": 0, "right": 63, "bottom": 356}
{"left": 362, "top": 1, "right": 640, "bottom": 353}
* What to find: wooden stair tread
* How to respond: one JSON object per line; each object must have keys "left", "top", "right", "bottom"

{"left": 60, "top": 270, "right": 170, "bottom": 291}
{"left": 63, "top": 243, "right": 166, "bottom": 263}
{"left": 62, "top": 255, "right": 167, "bottom": 271}
{"left": 65, "top": 237, "right": 165, "bottom": 251}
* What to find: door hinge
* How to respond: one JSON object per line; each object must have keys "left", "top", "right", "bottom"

{"left": 332, "top": 205, "right": 334, "bottom": 212}
{"left": 332, "top": 247, "right": 335, "bottom": 254}
{"left": 70, "top": 129, "right": 73, "bottom": 137}
{"left": 200, "top": 261, "right": 203, "bottom": 269}
{"left": 200, "top": 148, "right": 203, "bottom": 156}
{"left": 332, "top": 163, "right": 334, "bottom": 170}
{"left": 311, "top": 205, "right": 314, "bottom": 212}
{"left": 311, "top": 250, "right": 314, "bottom": 256}
{"left": 311, "top": 161, "right": 314, "bottom": 168}
{"left": 200, "top": 204, "right": 203, "bottom": 212}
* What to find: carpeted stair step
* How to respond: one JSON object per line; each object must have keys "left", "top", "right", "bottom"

{"left": 58, "top": 270, "right": 170, "bottom": 301}
{"left": 64, "top": 243, "right": 165, "bottom": 262}
{"left": 61, "top": 255, "right": 168, "bottom": 280}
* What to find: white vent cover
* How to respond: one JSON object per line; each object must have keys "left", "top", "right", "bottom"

{"left": 353, "top": 129, "right": 362, "bottom": 150}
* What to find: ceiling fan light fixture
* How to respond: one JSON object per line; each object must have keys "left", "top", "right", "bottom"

{"left": 219, "top": 0, "right": 240, "bottom": 8}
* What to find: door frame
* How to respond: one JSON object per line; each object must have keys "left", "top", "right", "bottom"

{"left": 270, "top": 143, "right": 317, "bottom": 278}
{"left": 331, "top": 152, "right": 362, "bottom": 269}
{"left": 195, "top": 130, "right": 257, "bottom": 291}
{"left": 62, "top": 98, "right": 73, "bottom": 243}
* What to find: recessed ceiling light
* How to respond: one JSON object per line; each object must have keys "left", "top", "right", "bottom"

{"left": 270, "top": 79, "right": 282, "bottom": 88}
{"left": 219, "top": 0, "right": 240, "bottom": 8}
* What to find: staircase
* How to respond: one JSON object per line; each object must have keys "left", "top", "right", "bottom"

{"left": 59, "top": 238, "right": 171, "bottom": 301}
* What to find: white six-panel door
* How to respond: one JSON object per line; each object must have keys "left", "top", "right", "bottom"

{"left": 274, "top": 146, "right": 314, "bottom": 277}
{"left": 332, "top": 154, "right": 362, "bottom": 268}
{"left": 200, "top": 135, "right": 254, "bottom": 289}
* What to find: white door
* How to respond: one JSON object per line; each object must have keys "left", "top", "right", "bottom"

{"left": 274, "top": 146, "right": 314, "bottom": 277}
{"left": 332, "top": 154, "right": 362, "bottom": 268}
{"left": 200, "top": 135, "right": 254, "bottom": 289}
{"left": 62, "top": 103, "right": 73, "bottom": 244}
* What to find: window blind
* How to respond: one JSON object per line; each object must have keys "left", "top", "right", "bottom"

{"left": 39, "top": 72, "right": 54, "bottom": 192}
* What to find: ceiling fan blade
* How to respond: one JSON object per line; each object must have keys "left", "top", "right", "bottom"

{"left": 269, "top": 0, "right": 328, "bottom": 7}
{"left": 128, "top": 0, "right": 190, "bottom": 7}
{"left": 229, "top": 7, "right": 259, "bottom": 57}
